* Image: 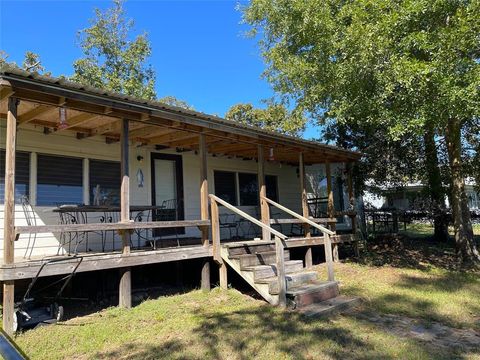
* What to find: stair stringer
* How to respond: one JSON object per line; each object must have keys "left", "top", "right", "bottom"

{"left": 220, "top": 246, "right": 280, "bottom": 306}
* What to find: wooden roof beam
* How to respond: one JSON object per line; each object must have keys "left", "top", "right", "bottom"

{"left": 17, "top": 104, "right": 54, "bottom": 125}
{"left": 0, "top": 86, "right": 14, "bottom": 103}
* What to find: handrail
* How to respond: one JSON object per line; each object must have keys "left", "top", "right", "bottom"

{"left": 261, "top": 196, "right": 335, "bottom": 281}
{"left": 261, "top": 196, "right": 334, "bottom": 235}
{"left": 209, "top": 194, "right": 287, "bottom": 306}
{"left": 15, "top": 220, "right": 210, "bottom": 236}
{"left": 208, "top": 195, "right": 287, "bottom": 240}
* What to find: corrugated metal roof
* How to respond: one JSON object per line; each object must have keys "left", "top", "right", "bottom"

{"left": 0, "top": 65, "right": 361, "bottom": 159}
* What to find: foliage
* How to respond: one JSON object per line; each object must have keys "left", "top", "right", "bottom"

{"left": 0, "top": 51, "right": 49, "bottom": 75}
{"left": 158, "top": 95, "right": 194, "bottom": 110}
{"left": 72, "top": 0, "right": 156, "bottom": 100}
{"left": 22, "top": 51, "right": 46, "bottom": 74}
{"left": 225, "top": 101, "right": 306, "bottom": 136}
{"left": 243, "top": 0, "right": 480, "bottom": 262}
{"left": 243, "top": 0, "right": 479, "bottom": 136}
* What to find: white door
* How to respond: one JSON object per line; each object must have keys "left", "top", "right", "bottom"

{"left": 154, "top": 159, "right": 176, "bottom": 206}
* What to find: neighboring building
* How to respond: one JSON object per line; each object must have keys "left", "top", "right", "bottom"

{"left": 368, "top": 181, "right": 479, "bottom": 210}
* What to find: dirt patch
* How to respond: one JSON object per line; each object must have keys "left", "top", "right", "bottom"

{"left": 357, "top": 312, "right": 480, "bottom": 351}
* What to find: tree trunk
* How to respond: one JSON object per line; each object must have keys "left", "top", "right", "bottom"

{"left": 423, "top": 122, "right": 449, "bottom": 242}
{"left": 445, "top": 118, "right": 479, "bottom": 266}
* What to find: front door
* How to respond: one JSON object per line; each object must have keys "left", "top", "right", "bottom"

{"left": 151, "top": 153, "right": 184, "bottom": 236}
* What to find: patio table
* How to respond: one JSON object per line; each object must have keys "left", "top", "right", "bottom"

{"left": 53, "top": 205, "right": 164, "bottom": 253}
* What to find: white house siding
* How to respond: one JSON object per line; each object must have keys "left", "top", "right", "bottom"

{"left": 0, "top": 122, "right": 304, "bottom": 258}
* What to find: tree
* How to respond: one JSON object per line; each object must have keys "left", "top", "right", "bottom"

{"left": 159, "top": 96, "right": 194, "bottom": 110}
{"left": 225, "top": 101, "right": 306, "bottom": 136}
{"left": 243, "top": 0, "right": 480, "bottom": 265}
{"left": 1, "top": 51, "right": 49, "bottom": 75}
{"left": 72, "top": 0, "right": 156, "bottom": 100}
{"left": 22, "top": 51, "right": 46, "bottom": 73}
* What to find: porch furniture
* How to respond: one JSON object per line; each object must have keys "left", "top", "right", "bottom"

{"left": 152, "top": 198, "right": 183, "bottom": 248}
{"left": 53, "top": 205, "right": 163, "bottom": 252}
{"left": 20, "top": 196, "right": 38, "bottom": 259}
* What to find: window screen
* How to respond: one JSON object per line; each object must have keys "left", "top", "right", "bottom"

{"left": 37, "top": 154, "right": 83, "bottom": 206}
{"left": 0, "top": 150, "right": 30, "bottom": 204}
{"left": 90, "top": 160, "right": 121, "bottom": 206}
{"left": 239, "top": 173, "right": 258, "bottom": 206}
{"left": 266, "top": 175, "right": 279, "bottom": 202}
{"left": 214, "top": 171, "right": 237, "bottom": 205}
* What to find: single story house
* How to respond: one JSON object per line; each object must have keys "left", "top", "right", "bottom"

{"left": 0, "top": 66, "right": 361, "bottom": 334}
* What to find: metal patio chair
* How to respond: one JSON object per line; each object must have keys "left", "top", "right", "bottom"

{"left": 20, "top": 196, "right": 38, "bottom": 259}
{"left": 154, "top": 198, "right": 181, "bottom": 248}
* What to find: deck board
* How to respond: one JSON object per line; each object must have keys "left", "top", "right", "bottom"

{"left": 0, "top": 245, "right": 212, "bottom": 281}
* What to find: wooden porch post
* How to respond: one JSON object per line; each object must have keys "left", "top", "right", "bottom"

{"left": 199, "top": 134, "right": 211, "bottom": 290}
{"left": 3, "top": 97, "right": 18, "bottom": 335}
{"left": 325, "top": 161, "right": 339, "bottom": 261}
{"left": 299, "top": 153, "right": 312, "bottom": 267}
{"left": 347, "top": 162, "right": 360, "bottom": 257}
{"left": 258, "top": 145, "right": 270, "bottom": 240}
{"left": 119, "top": 118, "right": 131, "bottom": 308}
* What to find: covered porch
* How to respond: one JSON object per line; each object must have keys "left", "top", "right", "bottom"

{"left": 0, "top": 68, "right": 361, "bottom": 334}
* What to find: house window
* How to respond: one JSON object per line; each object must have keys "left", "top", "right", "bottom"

{"left": 266, "top": 175, "right": 279, "bottom": 202}
{"left": 214, "top": 171, "right": 237, "bottom": 205}
{"left": 239, "top": 173, "right": 258, "bottom": 206}
{"left": 90, "top": 160, "right": 120, "bottom": 206}
{"left": 214, "top": 170, "right": 279, "bottom": 206}
{"left": 37, "top": 154, "right": 83, "bottom": 206}
{"left": 0, "top": 150, "right": 30, "bottom": 204}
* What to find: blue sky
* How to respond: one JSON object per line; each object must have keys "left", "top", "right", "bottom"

{"left": 0, "top": 0, "right": 319, "bottom": 139}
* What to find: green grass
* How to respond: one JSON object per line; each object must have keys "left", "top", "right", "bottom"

{"left": 13, "top": 246, "right": 480, "bottom": 360}
{"left": 399, "top": 223, "right": 480, "bottom": 239}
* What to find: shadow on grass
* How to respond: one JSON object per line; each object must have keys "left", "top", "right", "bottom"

{"left": 359, "top": 235, "right": 470, "bottom": 271}
{"left": 97, "top": 339, "right": 186, "bottom": 360}
{"left": 190, "top": 305, "right": 385, "bottom": 360}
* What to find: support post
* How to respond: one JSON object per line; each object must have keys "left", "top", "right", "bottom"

{"left": 347, "top": 163, "right": 360, "bottom": 257}
{"left": 219, "top": 262, "right": 228, "bottom": 290}
{"left": 199, "top": 134, "right": 210, "bottom": 290}
{"left": 275, "top": 235, "right": 287, "bottom": 307}
{"left": 299, "top": 153, "right": 312, "bottom": 267}
{"left": 326, "top": 162, "right": 339, "bottom": 262}
{"left": 119, "top": 118, "right": 131, "bottom": 308}
{"left": 258, "top": 146, "right": 270, "bottom": 241}
{"left": 3, "top": 97, "right": 18, "bottom": 335}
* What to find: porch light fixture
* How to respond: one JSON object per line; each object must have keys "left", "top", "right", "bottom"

{"left": 58, "top": 107, "right": 68, "bottom": 130}
{"left": 269, "top": 148, "right": 274, "bottom": 161}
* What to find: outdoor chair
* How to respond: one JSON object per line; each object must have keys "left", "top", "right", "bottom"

{"left": 153, "top": 198, "right": 181, "bottom": 248}
{"left": 20, "top": 196, "right": 38, "bottom": 259}
{"left": 57, "top": 208, "right": 88, "bottom": 255}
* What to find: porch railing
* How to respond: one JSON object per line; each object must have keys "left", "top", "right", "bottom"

{"left": 209, "top": 194, "right": 288, "bottom": 307}
{"left": 261, "top": 196, "right": 335, "bottom": 282}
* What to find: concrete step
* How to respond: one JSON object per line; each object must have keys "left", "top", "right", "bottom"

{"left": 227, "top": 244, "right": 276, "bottom": 256}
{"left": 297, "top": 296, "right": 360, "bottom": 317}
{"left": 255, "top": 271, "right": 319, "bottom": 295}
{"left": 287, "top": 281, "right": 339, "bottom": 309}
{"left": 231, "top": 251, "right": 290, "bottom": 269}
{"left": 244, "top": 260, "right": 304, "bottom": 281}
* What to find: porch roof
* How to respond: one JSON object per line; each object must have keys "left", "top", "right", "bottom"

{"left": 0, "top": 66, "right": 361, "bottom": 164}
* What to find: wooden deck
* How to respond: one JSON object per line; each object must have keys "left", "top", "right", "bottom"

{"left": 0, "top": 234, "right": 358, "bottom": 281}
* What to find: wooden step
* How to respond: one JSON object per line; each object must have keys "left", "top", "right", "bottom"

{"left": 227, "top": 243, "right": 276, "bottom": 256}
{"left": 244, "top": 260, "right": 304, "bottom": 281}
{"left": 298, "top": 296, "right": 360, "bottom": 317}
{"left": 232, "top": 251, "right": 290, "bottom": 268}
{"left": 287, "top": 281, "right": 339, "bottom": 309}
{"left": 255, "top": 271, "right": 319, "bottom": 294}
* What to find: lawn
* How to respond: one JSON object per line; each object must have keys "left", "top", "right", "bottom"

{"left": 13, "top": 233, "right": 480, "bottom": 360}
